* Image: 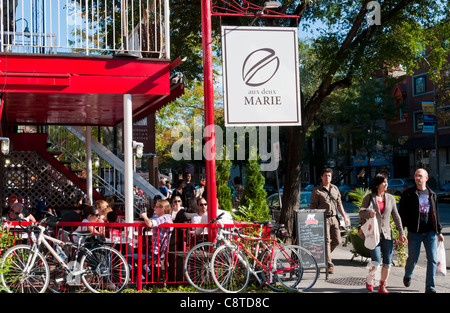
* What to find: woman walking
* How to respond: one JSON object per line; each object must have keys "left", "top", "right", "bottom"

{"left": 359, "top": 172, "right": 407, "bottom": 293}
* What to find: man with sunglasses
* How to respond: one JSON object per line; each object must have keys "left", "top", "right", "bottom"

{"left": 192, "top": 198, "right": 208, "bottom": 235}
{"left": 310, "top": 168, "right": 349, "bottom": 274}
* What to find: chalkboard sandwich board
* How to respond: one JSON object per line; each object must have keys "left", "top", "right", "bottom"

{"left": 295, "top": 209, "right": 328, "bottom": 270}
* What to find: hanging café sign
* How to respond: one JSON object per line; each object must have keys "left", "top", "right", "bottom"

{"left": 221, "top": 26, "right": 302, "bottom": 126}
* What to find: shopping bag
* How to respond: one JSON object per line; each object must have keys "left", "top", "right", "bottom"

{"left": 436, "top": 241, "right": 447, "bottom": 276}
{"left": 361, "top": 215, "right": 379, "bottom": 250}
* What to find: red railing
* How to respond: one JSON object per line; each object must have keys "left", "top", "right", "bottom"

{"left": 1, "top": 220, "right": 262, "bottom": 291}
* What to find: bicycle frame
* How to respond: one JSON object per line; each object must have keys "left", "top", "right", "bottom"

{"left": 24, "top": 225, "right": 87, "bottom": 279}
{"left": 226, "top": 234, "right": 298, "bottom": 284}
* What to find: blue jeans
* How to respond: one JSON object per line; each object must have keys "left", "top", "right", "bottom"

{"left": 127, "top": 253, "right": 158, "bottom": 278}
{"left": 369, "top": 234, "right": 393, "bottom": 268}
{"left": 405, "top": 231, "right": 438, "bottom": 291}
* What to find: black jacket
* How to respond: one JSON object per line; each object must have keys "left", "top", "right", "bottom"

{"left": 399, "top": 186, "right": 442, "bottom": 234}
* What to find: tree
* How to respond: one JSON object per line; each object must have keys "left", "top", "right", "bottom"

{"left": 168, "top": 0, "right": 450, "bottom": 240}
{"left": 216, "top": 146, "right": 233, "bottom": 212}
{"left": 277, "top": 1, "right": 450, "bottom": 240}
{"left": 318, "top": 76, "right": 399, "bottom": 184}
{"left": 237, "top": 156, "right": 270, "bottom": 221}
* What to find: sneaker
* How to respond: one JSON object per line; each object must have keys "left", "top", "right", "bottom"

{"left": 403, "top": 277, "right": 411, "bottom": 287}
{"left": 425, "top": 289, "right": 437, "bottom": 293}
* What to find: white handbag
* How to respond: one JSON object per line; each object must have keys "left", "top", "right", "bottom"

{"left": 360, "top": 204, "right": 380, "bottom": 250}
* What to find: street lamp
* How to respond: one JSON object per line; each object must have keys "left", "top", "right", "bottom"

{"left": 0, "top": 137, "right": 10, "bottom": 155}
{"left": 250, "top": 1, "right": 282, "bottom": 25}
{"left": 133, "top": 141, "right": 144, "bottom": 158}
{"left": 15, "top": 18, "right": 30, "bottom": 37}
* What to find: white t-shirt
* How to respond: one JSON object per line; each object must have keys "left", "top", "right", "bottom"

{"left": 195, "top": 209, "right": 234, "bottom": 234}
{"left": 191, "top": 213, "right": 206, "bottom": 235}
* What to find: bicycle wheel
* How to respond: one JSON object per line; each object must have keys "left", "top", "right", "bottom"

{"left": 211, "top": 245, "right": 249, "bottom": 293}
{"left": 80, "top": 245, "right": 129, "bottom": 293}
{"left": 0, "top": 244, "right": 50, "bottom": 293}
{"left": 274, "top": 245, "right": 319, "bottom": 292}
{"left": 46, "top": 252, "right": 86, "bottom": 293}
{"left": 257, "top": 249, "right": 286, "bottom": 292}
{"left": 184, "top": 242, "right": 219, "bottom": 292}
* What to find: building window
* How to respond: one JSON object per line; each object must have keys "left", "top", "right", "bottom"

{"left": 414, "top": 75, "right": 426, "bottom": 95}
{"left": 414, "top": 111, "right": 423, "bottom": 132}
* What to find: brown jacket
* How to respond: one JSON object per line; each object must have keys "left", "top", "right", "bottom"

{"left": 310, "top": 183, "right": 342, "bottom": 217}
{"left": 359, "top": 193, "right": 404, "bottom": 240}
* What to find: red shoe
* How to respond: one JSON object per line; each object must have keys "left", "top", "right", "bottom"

{"left": 366, "top": 273, "right": 375, "bottom": 292}
{"left": 378, "top": 281, "right": 389, "bottom": 293}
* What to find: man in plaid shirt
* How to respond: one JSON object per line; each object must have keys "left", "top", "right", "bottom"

{"left": 140, "top": 199, "right": 173, "bottom": 256}
{"left": 127, "top": 199, "right": 173, "bottom": 278}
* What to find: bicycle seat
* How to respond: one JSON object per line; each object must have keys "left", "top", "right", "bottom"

{"left": 71, "top": 230, "right": 93, "bottom": 237}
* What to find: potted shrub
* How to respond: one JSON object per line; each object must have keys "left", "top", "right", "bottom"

{"left": 345, "top": 188, "right": 371, "bottom": 261}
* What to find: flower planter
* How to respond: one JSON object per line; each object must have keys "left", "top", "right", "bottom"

{"left": 349, "top": 233, "right": 371, "bottom": 262}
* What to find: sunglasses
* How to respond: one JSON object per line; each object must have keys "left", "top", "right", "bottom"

{"left": 198, "top": 203, "right": 207, "bottom": 206}
{"left": 174, "top": 200, "right": 181, "bottom": 203}
{"left": 10, "top": 211, "right": 21, "bottom": 215}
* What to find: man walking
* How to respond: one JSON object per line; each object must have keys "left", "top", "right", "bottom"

{"left": 399, "top": 168, "right": 444, "bottom": 293}
{"left": 310, "top": 168, "right": 349, "bottom": 274}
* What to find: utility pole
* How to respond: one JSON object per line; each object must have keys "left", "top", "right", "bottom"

{"left": 201, "top": 0, "right": 217, "bottom": 221}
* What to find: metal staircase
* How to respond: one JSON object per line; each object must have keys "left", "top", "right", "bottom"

{"left": 46, "top": 126, "right": 162, "bottom": 214}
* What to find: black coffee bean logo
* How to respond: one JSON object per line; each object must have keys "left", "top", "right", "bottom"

{"left": 242, "top": 48, "right": 280, "bottom": 87}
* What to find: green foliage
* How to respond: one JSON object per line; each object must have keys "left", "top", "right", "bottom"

{"left": 348, "top": 187, "right": 370, "bottom": 211}
{"left": 0, "top": 227, "right": 17, "bottom": 253}
{"left": 0, "top": 227, "right": 19, "bottom": 292}
{"left": 236, "top": 157, "right": 270, "bottom": 222}
{"left": 216, "top": 146, "right": 233, "bottom": 213}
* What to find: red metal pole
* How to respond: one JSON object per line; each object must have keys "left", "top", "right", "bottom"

{"left": 201, "top": 0, "right": 217, "bottom": 222}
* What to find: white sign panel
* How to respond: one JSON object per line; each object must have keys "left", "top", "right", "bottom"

{"left": 221, "top": 26, "right": 301, "bottom": 126}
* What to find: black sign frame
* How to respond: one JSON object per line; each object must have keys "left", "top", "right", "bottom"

{"left": 295, "top": 209, "right": 329, "bottom": 277}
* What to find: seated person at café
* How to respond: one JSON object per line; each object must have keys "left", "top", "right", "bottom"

{"left": 194, "top": 198, "right": 234, "bottom": 228}
{"left": 72, "top": 205, "right": 104, "bottom": 243}
{"left": 191, "top": 197, "right": 208, "bottom": 235}
{"left": 170, "top": 196, "right": 184, "bottom": 221}
{"left": 174, "top": 197, "right": 197, "bottom": 223}
{"left": 127, "top": 199, "right": 173, "bottom": 277}
{"left": 95, "top": 199, "right": 112, "bottom": 222}
{"left": 6, "top": 203, "right": 36, "bottom": 222}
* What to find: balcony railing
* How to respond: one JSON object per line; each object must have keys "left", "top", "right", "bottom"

{"left": 1, "top": 0, "right": 170, "bottom": 58}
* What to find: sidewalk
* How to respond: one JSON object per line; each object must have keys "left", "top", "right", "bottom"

{"left": 309, "top": 245, "right": 450, "bottom": 293}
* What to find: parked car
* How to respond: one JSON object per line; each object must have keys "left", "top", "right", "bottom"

{"left": 266, "top": 191, "right": 347, "bottom": 235}
{"left": 435, "top": 182, "right": 450, "bottom": 202}
{"left": 302, "top": 184, "right": 315, "bottom": 191}
{"left": 338, "top": 184, "right": 356, "bottom": 202}
{"left": 387, "top": 178, "right": 415, "bottom": 196}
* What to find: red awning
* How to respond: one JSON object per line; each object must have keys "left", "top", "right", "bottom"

{"left": 0, "top": 53, "right": 184, "bottom": 127}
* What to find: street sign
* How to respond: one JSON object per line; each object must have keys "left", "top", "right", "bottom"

{"left": 221, "top": 26, "right": 301, "bottom": 126}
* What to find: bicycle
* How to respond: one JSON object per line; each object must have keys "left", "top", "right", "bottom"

{"left": 184, "top": 213, "right": 272, "bottom": 292}
{"left": 183, "top": 213, "right": 231, "bottom": 292}
{"left": 185, "top": 214, "right": 316, "bottom": 292}
{"left": 210, "top": 225, "right": 319, "bottom": 293}
{"left": 0, "top": 215, "right": 130, "bottom": 293}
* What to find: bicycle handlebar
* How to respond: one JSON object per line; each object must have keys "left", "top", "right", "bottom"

{"left": 209, "top": 212, "right": 225, "bottom": 224}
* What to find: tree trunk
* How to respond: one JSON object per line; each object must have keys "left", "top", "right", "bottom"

{"left": 280, "top": 126, "right": 306, "bottom": 244}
